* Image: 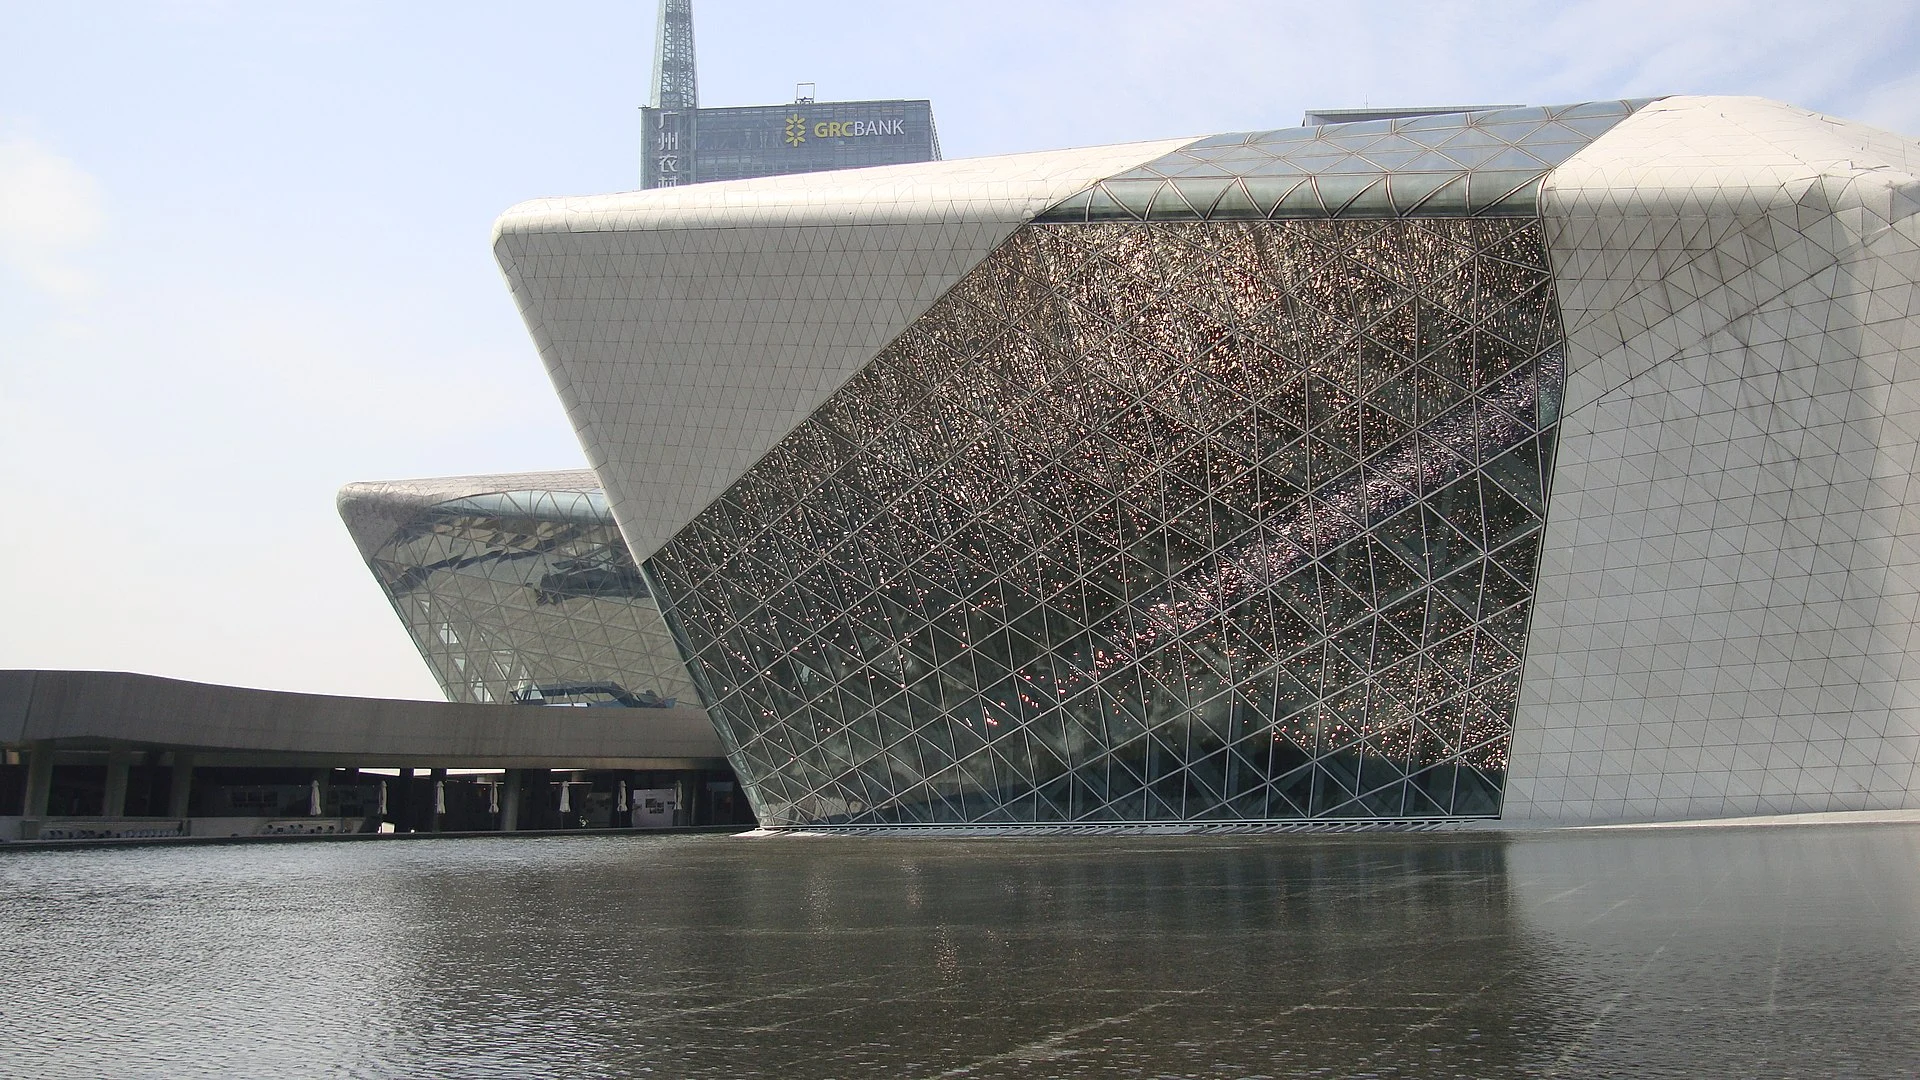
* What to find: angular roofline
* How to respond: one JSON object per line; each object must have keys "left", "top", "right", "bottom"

{"left": 1302, "top": 105, "right": 1522, "bottom": 125}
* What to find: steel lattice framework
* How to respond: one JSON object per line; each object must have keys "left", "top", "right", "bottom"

{"left": 650, "top": 217, "right": 1568, "bottom": 827}
{"left": 650, "top": 0, "right": 697, "bottom": 111}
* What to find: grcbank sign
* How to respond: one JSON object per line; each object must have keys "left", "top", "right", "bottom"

{"left": 783, "top": 113, "right": 909, "bottom": 147}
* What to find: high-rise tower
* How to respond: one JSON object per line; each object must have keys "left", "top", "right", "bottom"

{"left": 650, "top": 0, "right": 697, "bottom": 110}
{"left": 642, "top": 0, "right": 699, "bottom": 187}
{"left": 638, "top": 0, "right": 938, "bottom": 189}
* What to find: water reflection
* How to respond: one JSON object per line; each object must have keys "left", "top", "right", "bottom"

{"left": 1, "top": 826, "right": 1916, "bottom": 1077}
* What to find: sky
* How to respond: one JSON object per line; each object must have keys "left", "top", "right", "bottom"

{"left": 2, "top": 0, "right": 1917, "bottom": 701}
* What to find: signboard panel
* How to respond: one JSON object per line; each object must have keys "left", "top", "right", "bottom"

{"left": 641, "top": 99, "right": 938, "bottom": 188}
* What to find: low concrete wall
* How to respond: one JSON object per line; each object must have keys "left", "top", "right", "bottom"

{"left": 20, "top": 818, "right": 188, "bottom": 841}
{"left": 1, "top": 816, "right": 378, "bottom": 842}
{"left": 199, "top": 817, "right": 363, "bottom": 838}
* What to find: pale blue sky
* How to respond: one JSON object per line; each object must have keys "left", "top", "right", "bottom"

{"left": 2, "top": 1, "right": 1916, "bottom": 699}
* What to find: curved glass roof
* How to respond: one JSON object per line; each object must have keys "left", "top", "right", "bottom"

{"left": 433, "top": 489, "right": 615, "bottom": 528}
{"left": 1036, "top": 100, "right": 1654, "bottom": 224}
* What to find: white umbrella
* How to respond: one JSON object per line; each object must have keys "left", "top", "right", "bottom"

{"left": 377, "top": 780, "right": 388, "bottom": 816}
{"left": 434, "top": 780, "right": 447, "bottom": 815}
{"left": 308, "top": 779, "right": 323, "bottom": 816}
{"left": 558, "top": 781, "right": 572, "bottom": 813}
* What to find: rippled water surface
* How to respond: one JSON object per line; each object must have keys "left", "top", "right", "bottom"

{"left": 3, "top": 825, "right": 1918, "bottom": 1077}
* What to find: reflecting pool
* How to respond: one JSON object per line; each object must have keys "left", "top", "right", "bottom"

{"left": 2, "top": 824, "right": 1916, "bottom": 1077}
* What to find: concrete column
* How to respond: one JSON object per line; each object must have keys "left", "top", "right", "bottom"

{"left": 396, "top": 767, "right": 415, "bottom": 832}
{"left": 102, "top": 745, "right": 132, "bottom": 818}
{"left": 22, "top": 742, "right": 53, "bottom": 819}
{"left": 168, "top": 751, "right": 195, "bottom": 818}
{"left": 527, "top": 768, "right": 551, "bottom": 829}
{"left": 500, "top": 769, "right": 522, "bottom": 832}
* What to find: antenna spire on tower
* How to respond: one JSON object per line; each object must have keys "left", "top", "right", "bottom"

{"left": 650, "top": 0, "right": 698, "bottom": 110}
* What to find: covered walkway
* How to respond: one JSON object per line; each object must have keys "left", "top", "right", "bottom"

{"left": 0, "top": 670, "right": 746, "bottom": 841}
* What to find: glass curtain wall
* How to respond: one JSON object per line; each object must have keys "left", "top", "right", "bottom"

{"left": 360, "top": 488, "right": 701, "bottom": 708}
{"left": 650, "top": 215, "right": 1567, "bottom": 827}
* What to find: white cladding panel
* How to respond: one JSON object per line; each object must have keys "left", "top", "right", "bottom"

{"left": 1512, "top": 97, "right": 1920, "bottom": 822}
{"left": 494, "top": 141, "right": 1190, "bottom": 562}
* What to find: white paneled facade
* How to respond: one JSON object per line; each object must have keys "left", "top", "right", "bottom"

{"left": 1507, "top": 98, "right": 1920, "bottom": 822}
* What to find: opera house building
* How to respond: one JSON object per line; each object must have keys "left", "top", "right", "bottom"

{"left": 351, "top": 95, "right": 1920, "bottom": 831}
{"left": 338, "top": 471, "right": 697, "bottom": 711}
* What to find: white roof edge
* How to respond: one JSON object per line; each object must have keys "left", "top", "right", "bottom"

{"left": 490, "top": 139, "right": 1198, "bottom": 243}
{"left": 1551, "top": 95, "right": 1920, "bottom": 206}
